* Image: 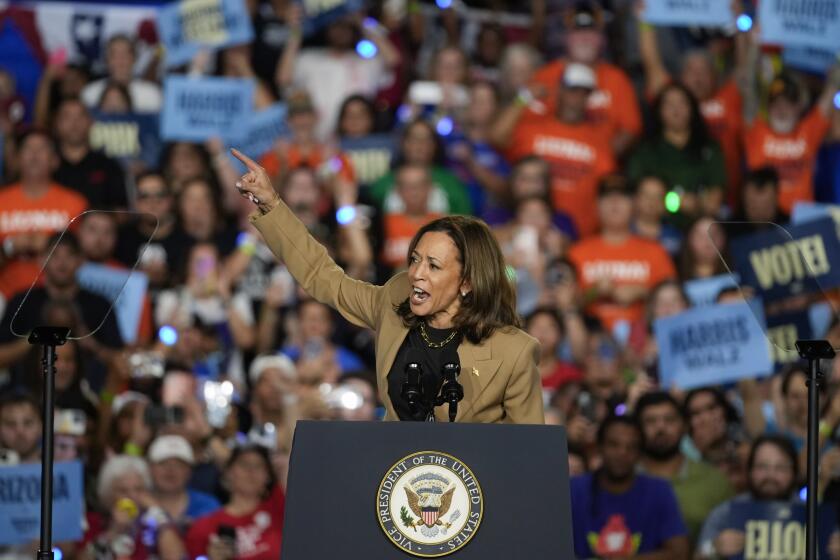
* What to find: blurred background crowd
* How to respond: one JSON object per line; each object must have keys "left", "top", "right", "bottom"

{"left": 1, "top": 0, "right": 840, "bottom": 557}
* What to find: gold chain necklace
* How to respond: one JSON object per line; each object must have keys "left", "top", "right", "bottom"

{"left": 419, "top": 321, "right": 458, "bottom": 348}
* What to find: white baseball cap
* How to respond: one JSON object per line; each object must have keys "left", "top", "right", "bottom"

{"left": 147, "top": 435, "right": 195, "bottom": 465}
{"left": 563, "top": 63, "right": 597, "bottom": 90}
{"left": 249, "top": 354, "right": 297, "bottom": 385}
{"left": 112, "top": 391, "right": 150, "bottom": 415}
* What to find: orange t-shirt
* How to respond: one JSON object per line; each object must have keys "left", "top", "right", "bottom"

{"left": 260, "top": 144, "right": 355, "bottom": 185}
{"left": 0, "top": 183, "right": 88, "bottom": 298}
{"left": 743, "top": 107, "right": 830, "bottom": 214}
{"left": 568, "top": 235, "right": 676, "bottom": 329}
{"left": 506, "top": 118, "right": 615, "bottom": 237}
{"left": 530, "top": 60, "right": 642, "bottom": 142}
{"left": 382, "top": 213, "right": 441, "bottom": 269}
{"left": 701, "top": 80, "right": 743, "bottom": 199}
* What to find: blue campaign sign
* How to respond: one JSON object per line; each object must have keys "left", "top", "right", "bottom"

{"left": 76, "top": 263, "right": 148, "bottom": 345}
{"left": 161, "top": 76, "right": 254, "bottom": 142}
{"left": 642, "top": 0, "right": 732, "bottom": 27}
{"left": 89, "top": 112, "right": 161, "bottom": 167}
{"left": 157, "top": 0, "right": 254, "bottom": 68}
{"left": 302, "top": 0, "right": 366, "bottom": 36}
{"left": 0, "top": 461, "right": 83, "bottom": 545}
{"left": 729, "top": 217, "right": 840, "bottom": 302}
{"left": 724, "top": 501, "right": 834, "bottom": 560}
{"left": 683, "top": 273, "right": 740, "bottom": 306}
{"left": 339, "top": 134, "right": 395, "bottom": 185}
{"left": 654, "top": 301, "right": 772, "bottom": 390}
{"left": 758, "top": 0, "right": 840, "bottom": 51}
{"left": 782, "top": 46, "right": 837, "bottom": 75}
{"left": 224, "top": 103, "right": 289, "bottom": 170}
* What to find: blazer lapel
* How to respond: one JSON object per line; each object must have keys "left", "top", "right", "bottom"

{"left": 434, "top": 340, "right": 501, "bottom": 422}
{"left": 376, "top": 314, "right": 409, "bottom": 420}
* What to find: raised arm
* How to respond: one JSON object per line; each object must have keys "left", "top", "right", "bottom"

{"left": 231, "top": 149, "right": 385, "bottom": 330}
{"left": 637, "top": 4, "right": 671, "bottom": 98}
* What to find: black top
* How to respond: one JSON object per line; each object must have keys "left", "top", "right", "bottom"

{"left": 54, "top": 149, "right": 127, "bottom": 210}
{"left": 387, "top": 323, "right": 461, "bottom": 421}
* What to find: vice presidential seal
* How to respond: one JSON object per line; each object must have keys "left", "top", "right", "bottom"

{"left": 376, "top": 451, "right": 483, "bottom": 557}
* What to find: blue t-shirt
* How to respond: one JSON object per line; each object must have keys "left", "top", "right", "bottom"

{"left": 186, "top": 489, "right": 222, "bottom": 519}
{"left": 570, "top": 473, "right": 687, "bottom": 558}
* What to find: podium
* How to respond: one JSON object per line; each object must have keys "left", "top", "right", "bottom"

{"left": 280, "top": 421, "right": 574, "bottom": 559}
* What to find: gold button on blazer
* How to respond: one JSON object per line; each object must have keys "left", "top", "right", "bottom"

{"left": 251, "top": 203, "right": 545, "bottom": 424}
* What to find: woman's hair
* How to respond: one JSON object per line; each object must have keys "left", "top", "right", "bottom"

{"left": 224, "top": 444, "right": 277, "bottom": 501}
{"left": 393, "top": 118, "right": 445, "bottom": 167}
{"left": 677, "top": 216, "right": 728, "bottom": 281}
{"left": 97, "top": 81, "right": 133, "bottom": 112}
{"left": 645, "top": 279, "right": 689, "bottom": 325}
{"left": 683, "top": 386, "right": 739, "bottom": 426}
{"left": 394, "top": 216, "right": 519, "bottom": 344}
{"left": 650, "top": 82, "right": 712, "bottom": 158}
{"left": 97, "top": 455, "right": 152, "bottom": 507}
{"left": 336, "top": 94, "right": 376, "bottom": 137}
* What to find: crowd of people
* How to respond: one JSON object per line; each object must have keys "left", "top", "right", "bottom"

{"left": 1, "top": 0, "right": 840, "bottom": 558}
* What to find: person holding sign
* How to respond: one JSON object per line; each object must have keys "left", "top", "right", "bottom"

{"left": 81, "top": 35, "right": 162, "bottom": 114}
{"left": 740, "top": 23, "right": 840, "bottom": 214}
{"left": 638, "top": 3, "right": 746, "bottom": 196}
{"left": 230, "top": 148, "right": 544, "bottom": 424}
{"left": 694, "top": 435, "right": 840, "bottom": 559}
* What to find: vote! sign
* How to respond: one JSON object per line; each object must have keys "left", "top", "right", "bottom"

{"left": 642, "top": 0, "right": 732, "bottom": 27}
{"left": 722, "top": 501, "right": 835, "bottom": 560}
{"left": 654, "top": 301, "right": 773, "bottom": 390}
{"left": 0, "top": 461, "right": 83, "bottom": 545}
{"left": 728, "top": 217, "right": 840, "bottom": 303}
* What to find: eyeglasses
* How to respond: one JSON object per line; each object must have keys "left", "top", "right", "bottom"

{"left": 137, "top": 191, "right": 169, "bottom": 201}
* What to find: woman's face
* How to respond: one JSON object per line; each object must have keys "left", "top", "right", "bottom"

{"left": 179, "top": 181, "right": 216, "bottom": 235}
{"left": 687, "top": 391, "right": 727, "bottom": 450}
{"left": 109, "top": 470, "right": 147, "bottom": 508}
{"left": 55, "top": 341, "right": 78, "bottom": 391}
{"left": 226, "top": 450, "right": 270, "bottom": 499}
{"left": 502, "top": 49, "right": 537, "bottom": 92}
{"left": 407, "top": 232, "right": 466, "bottom": 326}
{"left": 340, "top": 100, "right": 374, "bottom": 138}
{"left": 169, "top": 144, "right": 206, "bottom": 185}
{"left": 516, "top": 198, "right": 552, "bottom": 233}
{"left": 634, "top": 178, "right": 666, "bottom": 221}
{"left": 660, "top": 88, "right": 692, "bottom": 134}
{"left": 434, "top": 48, "right": 467, "bottom": 85}
{"left": 402, "top": 123, "right": 436, "bottom": 165}
{"left": 298, "top": 301, "right": 332, "bottom": 341}
{"left": 467, "top": 84, "right": 498, "bottom": 127}
{"left": 527, "top": 313, "right": 561, "bottom": 358}
{"left": 651, "top": 285, "right": 687, "bottom": 320}
{"left": 689, "top": 218, "right": 723, "bottom": 264}
{"left": 511, "top": 161, "right": 549, "bottom": 199}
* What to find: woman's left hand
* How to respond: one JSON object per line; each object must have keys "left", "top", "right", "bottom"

{"left": 231, "top": 149, "right": 281, "bottom": 214}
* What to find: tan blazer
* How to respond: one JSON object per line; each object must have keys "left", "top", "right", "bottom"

{"left": 251, "top": 202, "right": 545, "bottom": 424}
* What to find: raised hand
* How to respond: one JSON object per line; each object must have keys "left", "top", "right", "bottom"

{"left": 231, "top": 148, "right": 282, "bottom": 215}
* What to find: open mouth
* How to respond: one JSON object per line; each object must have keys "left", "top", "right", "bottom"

{"left": 411, "top": 287, "right": 430, "bottom": 304}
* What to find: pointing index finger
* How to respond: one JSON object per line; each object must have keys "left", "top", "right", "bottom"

{"left": 230, "top": 148, "right": 262, "bottom": 173}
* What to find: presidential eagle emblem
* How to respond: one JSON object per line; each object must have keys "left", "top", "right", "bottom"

{"left": 377, "top": 451, "right": 483, "bottom": 558}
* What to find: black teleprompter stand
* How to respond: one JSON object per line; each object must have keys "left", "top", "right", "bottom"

{"left": 28, "top": 326, "right": 70, "bottom": 560}
{"left": 796, "top": 339, "right": 836, "bottom": 560}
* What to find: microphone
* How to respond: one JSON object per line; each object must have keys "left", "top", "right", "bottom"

{"left": 440, "top": 350, "right": 463, "bottom": 423}
{"left": 401, "top": 349, "right": 422, "bottom": 412}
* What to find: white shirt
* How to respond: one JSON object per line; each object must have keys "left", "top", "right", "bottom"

{"left": 81, "top": 78, "right": 163, "bottom": 113}
{"left": 293, "top": 49, "right": 387, "bottom": 139}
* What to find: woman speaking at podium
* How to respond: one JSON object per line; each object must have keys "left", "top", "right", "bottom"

{"left": 230, "top": 149, "right": 543, "bottom": 424}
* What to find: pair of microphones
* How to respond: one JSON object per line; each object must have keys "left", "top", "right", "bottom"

{"left": 401, "top": 349, "right": 464, "bottom": 422}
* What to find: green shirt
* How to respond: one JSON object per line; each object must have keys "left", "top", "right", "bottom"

{"left": 627, "top": 137, "right": 727, "bottom": 195}
{"left": 654, "top": 458, "right": 734, "bottom": 548}
{"left": 368, "top": 166, "right": 473, "bottom": 215}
